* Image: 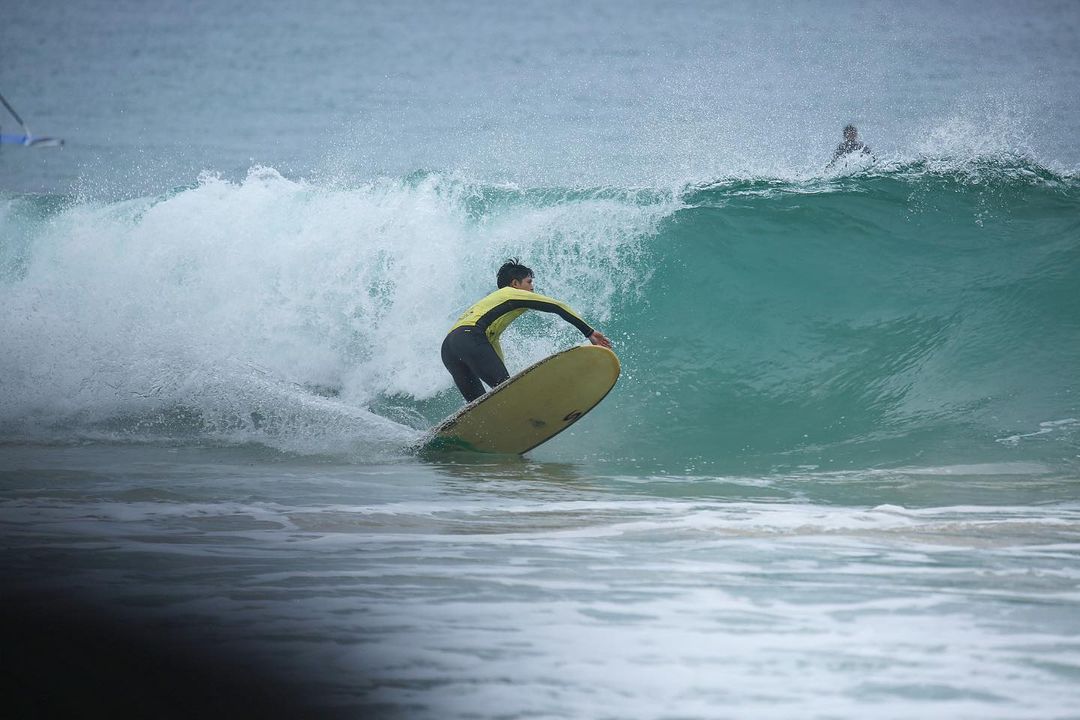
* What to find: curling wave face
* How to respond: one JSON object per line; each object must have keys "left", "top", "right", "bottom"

{"left": 1, "top": 160, "right": 1078, "bottom": 471}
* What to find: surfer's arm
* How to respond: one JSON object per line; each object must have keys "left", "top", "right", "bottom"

{"left": 479, "top": 290, "right": 595, "bottom": 337}
{"left": 518, "top": 293, "right": 596, "bottom": 338}
{"left": 523, "top": 292, "right": 612, "bottom": 347}
{"left": 472, "top": 288, "right": 611, "bottom": 349}
{"left": 826, "top": 146, "right": 843, "bottom": 168}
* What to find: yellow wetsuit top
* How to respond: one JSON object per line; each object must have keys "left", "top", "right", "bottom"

{"left": 448, "top": 287, "right": 594, "bottom": 361}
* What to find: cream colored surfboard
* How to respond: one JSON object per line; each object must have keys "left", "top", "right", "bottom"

{"left": 422, "top": 345, "right": 620, "bottom": 455}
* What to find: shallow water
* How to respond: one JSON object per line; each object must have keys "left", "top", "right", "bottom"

{"left": 3, "top": 445, "right": 1079, "bottom": 718}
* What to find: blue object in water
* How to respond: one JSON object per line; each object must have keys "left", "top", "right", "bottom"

{"left": 1, "top": 133, "right": 63, "bottom": 147}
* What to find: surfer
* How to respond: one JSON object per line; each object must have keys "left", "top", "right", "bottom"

{"left": 827, "top": 124, "right": 872, "bottom": 167}
{"left": 441, "top": 260, "right": 612, "bottom": 402}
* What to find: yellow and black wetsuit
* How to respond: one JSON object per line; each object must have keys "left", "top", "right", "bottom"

{"left": 441, "top": 287, "right": 594, "bottom": 402}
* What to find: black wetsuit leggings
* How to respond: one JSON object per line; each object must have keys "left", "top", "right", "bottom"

{"left": 441, "top": 326, "right": 510, "bottom": 402}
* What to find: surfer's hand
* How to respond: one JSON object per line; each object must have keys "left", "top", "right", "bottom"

{"left": 588, "top": 331, "right": 612, "bottom": 349}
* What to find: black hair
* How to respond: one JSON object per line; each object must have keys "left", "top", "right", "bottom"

{"left": 497, "top": 259, "right": 533, "bottom": 288}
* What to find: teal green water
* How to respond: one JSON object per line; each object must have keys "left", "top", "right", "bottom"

{"left": 603, "top": 165, "right": 1080, "bottom": 472}
{"left": 3, "top": 162, "right": 1077, "bottom": 475}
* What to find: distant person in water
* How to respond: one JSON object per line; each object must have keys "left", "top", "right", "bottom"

{"left": 441, "top": 259, "right": 612, "bottom": 402}
{"left": 828, "top": 124, "right": 873, "bottom": 167}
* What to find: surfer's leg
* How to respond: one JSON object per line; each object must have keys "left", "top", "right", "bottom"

{"left": 468, "top": 338, "right": 510, "bottom": 389}
{"left": 450, "top": 363, "right": 485, "bottom": 402}
{"left": 442, "top": 329, "right": 486, "bottom": 402}
{"left": 443, "top": 327, "right": 510, "bottom": 399}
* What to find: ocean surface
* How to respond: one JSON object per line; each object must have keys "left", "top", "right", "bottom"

{"left": 2, "top": 1, "right": 1080, "bottom": 718}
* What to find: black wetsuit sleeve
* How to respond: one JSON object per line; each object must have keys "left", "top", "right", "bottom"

{"left": 475, "top": 299, "right": 594, "bottom": 337}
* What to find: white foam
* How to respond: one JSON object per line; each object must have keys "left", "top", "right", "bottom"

{"left": 996, "top": 418, "right": 1080, "bottom": 446}
{"left": 0, "top": 168, "right": 675, "bottom": 452}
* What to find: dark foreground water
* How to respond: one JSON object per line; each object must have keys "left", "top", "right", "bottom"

{"left": 3, "top": 444, "right": 1080, "bottom": 719}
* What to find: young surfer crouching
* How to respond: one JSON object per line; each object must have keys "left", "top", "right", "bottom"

{"left": 441, "top": 260, "right": 612, "bottom": 402}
